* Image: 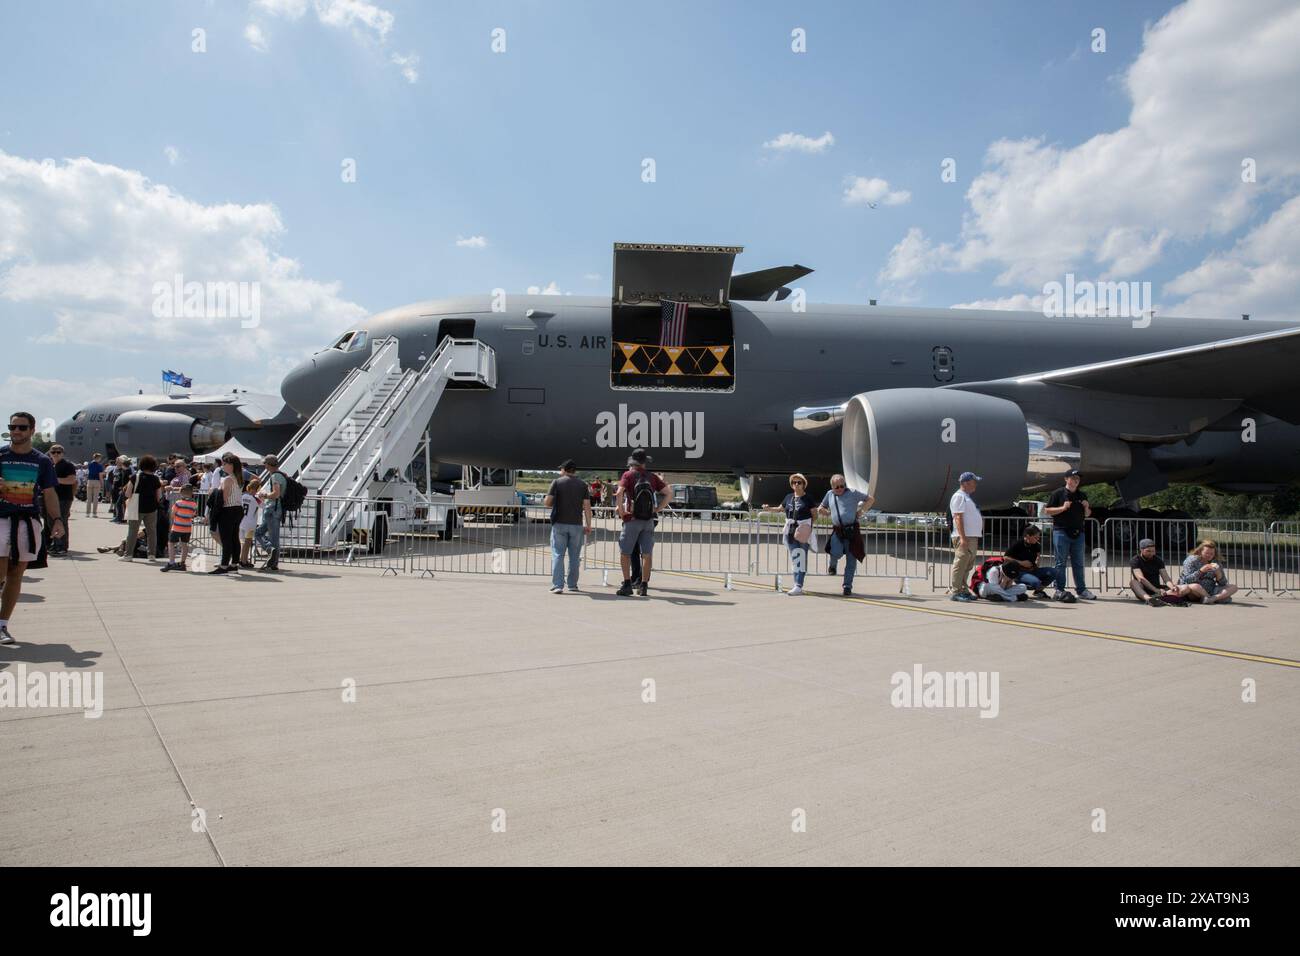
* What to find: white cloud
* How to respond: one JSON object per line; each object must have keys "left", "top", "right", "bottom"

{"left": 526, "top": 281, "right": 561, "bottom": 295}
{"left": 249, "top": 0, "right": 409, "bottom": 76}
{"left": 390, "top": 51, "right": 418, "bottom": 83}
{"left": 0, "top": 150, "right": 367, "bottom": 371}
{"left": 163, "top": 145, "right": 180, "bottom": 166}
{"left": 762, "top": 131, "right": 834, "bottom": 154}
{"left": 879, "top": 227, "right": 952, "bottom": 284}
{"left": 843, "top": 176, "right": 910, "bottom": 207}
{"left": 455, "top": 235, "right": 487, "bottom": 248}
{"left": 244, "top": 22, "right": 269, "bottom": 52}
{"left": 1164, "top": 194, "right": 1300, "bottom": 319}
{"left": 583, "top": 273, "right": 601, "bottom": 282}
{"left": 891, "top": 0, "right": 1300, "bottom": 288}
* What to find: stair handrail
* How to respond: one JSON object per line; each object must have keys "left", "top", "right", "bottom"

{"left": 276, "top": 336, "right": 401, "bottom": 480}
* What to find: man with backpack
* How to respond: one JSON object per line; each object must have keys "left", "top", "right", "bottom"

{"left": 255, "top": 454, "right": 288, "bottom": 572}
{"left": 613, "top": 449, "right": 670, "bottom": 596}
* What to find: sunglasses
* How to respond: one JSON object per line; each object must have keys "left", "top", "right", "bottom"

{"left": 791, "top": 480, "right": 806, "bottom": 485}
{"left": 9, "top": 423, "right": 32, "bottom": 431}
{"left": 832, "top": 485, "right": 846, "bottom": 490}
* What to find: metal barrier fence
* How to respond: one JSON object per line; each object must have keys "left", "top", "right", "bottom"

{"left": 179, "top": 496, "right": 1300, "bottom": 597}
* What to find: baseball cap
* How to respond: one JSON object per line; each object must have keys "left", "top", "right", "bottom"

{"left": 1065, "top": 469, "right": 1082, "bottom": 478}
{"left": 1139, "top": 538, "right": 1156, "bottom": 549}
{"left": 958, "top": 471, "right": 981, "bottom": 482}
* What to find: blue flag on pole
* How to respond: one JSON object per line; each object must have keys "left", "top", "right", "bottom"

{"left": 162, "top": 370, "right": 193, "bottom": 388}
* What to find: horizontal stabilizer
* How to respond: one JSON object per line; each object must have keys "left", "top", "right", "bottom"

{"left": 729, "top": 265, "right": 814, "bottom": 301}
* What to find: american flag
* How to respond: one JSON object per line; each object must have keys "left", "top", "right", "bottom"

{"left": 660, "top": 299, "right": 688, "bottom": 347}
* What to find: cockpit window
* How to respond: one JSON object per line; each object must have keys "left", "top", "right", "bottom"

{"left": 330, "top": 330, "right": 371, "bottom": 352}
{"left": 72, "top": 410, "right": 86, "bottom": 422}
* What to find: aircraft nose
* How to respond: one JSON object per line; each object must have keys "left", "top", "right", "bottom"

{"left": 53, "top": 419, "right": 72, "bottom": 448}
{"left": 281, "top": 349, "right": 359, "bottom": 416}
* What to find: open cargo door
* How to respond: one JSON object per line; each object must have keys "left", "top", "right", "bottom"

{"left": 610, "top": 243, "right": 740, "bottom": 392}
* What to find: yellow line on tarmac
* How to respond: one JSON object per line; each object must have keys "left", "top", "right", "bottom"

{"left": 656, "top": 569, "right": 1300, "bottom": 670}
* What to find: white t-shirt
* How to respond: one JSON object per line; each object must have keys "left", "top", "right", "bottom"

{"left": 949, "top": 489, "right": 983, "bottom": 539}
{"left": 239, "top": 492, "right": 260, "bottom": 535}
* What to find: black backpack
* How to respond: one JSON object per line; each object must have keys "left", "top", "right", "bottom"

{"left": 280, "top": 474, "right": 308, "bottom": 514}
{"left": 631, "top": 473, "right": 657, "bottom": 520}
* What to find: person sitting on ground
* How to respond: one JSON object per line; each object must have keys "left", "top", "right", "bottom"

{"left": 1003, "top": 524, "right": 1061, "bottom": 598}
{"left": 980, "top": 559, "right": 1029, "bottom": 602}
{"left": 1128, "top": 538, "right": 1190, "bottom": 606}
{"left": 1179, "top": 539, "right": 1239, "bottom": 604}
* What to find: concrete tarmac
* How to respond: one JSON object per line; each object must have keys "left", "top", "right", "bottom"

{"left": 2, "top": 512, "right": 1297, "bottom": 866}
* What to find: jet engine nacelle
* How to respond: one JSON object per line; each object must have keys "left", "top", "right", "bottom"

{"left": 842, "top": 389, "right": 1029, "bottom": 512}
{"left": 113, "top": 411, "right": 227, "bottom": 458}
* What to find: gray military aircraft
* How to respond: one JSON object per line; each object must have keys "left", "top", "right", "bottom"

{"left": 278, "top": 243, "right": 1300, "bottom": 511}
{"left": 53, "top": 390, "right": 301, "bottom": 461}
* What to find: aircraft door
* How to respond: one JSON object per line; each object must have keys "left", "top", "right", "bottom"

{"left": 437, "top": 319, "right": 476, "bottom": 346}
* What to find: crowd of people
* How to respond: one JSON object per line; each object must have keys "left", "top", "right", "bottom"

{"left": 3, "top": 407, "right": 1246, "bottom": 644}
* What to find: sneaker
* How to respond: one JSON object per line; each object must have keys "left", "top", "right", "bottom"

{"left": 160, "top": 562, "right": 175, "bottom": 573}
{"left": 787, "top": 585, "right": 804, "bottom": 596}
{"left": 616, "top": 580, "right": 634, "bottom": 597}
{"left": 568, "top": 585, "right": 580, "bottom": 593}
{"left": 209, "top": 566, "right": 229, "bottom": 575}
{"left": 1148, "top": 597, "right": 1166, "bottom": 607}
{"left": 1031, "top": 589, "right": 1049, "bottom": 600}
{"left": 549, "top": 585, "right": 563, "bottom": 594}
{"left": 1078, "top": 590, "right": 1098, "bottom": 601}
{"left": 950, "top": 592, "right": 975, "bottom": 603}
{"left": 0, "top": 626, "right": 15, "bottom": 646}
{"left": 119, "top": 555, "right": 133, "bottom": 562}
{"left": 637, "top": 582, "right": 648, "bottom": 597}
{"left": 1055, "top": 591, "right": 1077, "bottom": 604}
{"left": 985, "top": 593, "right": 1006, "bottom": 602}
{"left": 842, "top": 585, "right": 852, "bottom": 596}
{"left": 1016, "top": 593, "right": 1029, "bottom": 602}
{"left": 827, "top": 563, "right": 837, "bottom": 575}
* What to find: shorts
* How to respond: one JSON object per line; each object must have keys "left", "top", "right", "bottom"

{"left": 0, "top": 515, "right": 42, "bottom": 563}
{"left": 241, "top": 528, "right": 255, "bottom": 542}
{"left": 618, "top": 518, "right": 656, "bottom": 556}
{"left": 169, "top": 531, "right": 192, "bottom": 544}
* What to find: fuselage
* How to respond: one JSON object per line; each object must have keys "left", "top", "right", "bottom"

{"left": 280, "top": 295, "right": 1300, "bottom": 488}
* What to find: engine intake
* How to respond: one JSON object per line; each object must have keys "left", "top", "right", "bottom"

{"left": 842, "top": 389, "right": 1028, "bottom": 512}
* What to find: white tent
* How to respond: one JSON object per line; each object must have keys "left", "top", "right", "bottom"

{"left": 193, "top": 436, "right": 266, "bottom": 465}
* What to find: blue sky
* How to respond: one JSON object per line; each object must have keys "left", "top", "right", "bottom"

{"left": 2, "top": 0, "right": 1298, "bottom": 426}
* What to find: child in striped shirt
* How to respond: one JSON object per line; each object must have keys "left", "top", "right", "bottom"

{"left": 162, "top": 483, "right": 198, "bottom": 572}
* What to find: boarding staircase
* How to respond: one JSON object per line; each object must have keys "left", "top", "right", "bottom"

{"left": 276, "top": 335, "right": 496, "bottom": 548}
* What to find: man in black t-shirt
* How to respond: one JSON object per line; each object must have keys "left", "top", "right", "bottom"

{"left": 1003, "top": 524, "right": 1061, "bottom": 597}
{"left": 1129, "top": 538, "right": 1183, "bottom": 606}
{"left": 49, "top": 444, "right": 78, "bottom": 555}
{"left": 1043, "top": 470, "right": 1095, "bottom": 600}
{"left": 544, "top": 459, "right": 593, "bottom": 593}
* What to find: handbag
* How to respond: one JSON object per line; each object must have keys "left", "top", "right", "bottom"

{"left": 125, "top": 492, "right": 139, "bottom": 522}
{"left": 793, "top": 521, "right": 813, "bottom": 544}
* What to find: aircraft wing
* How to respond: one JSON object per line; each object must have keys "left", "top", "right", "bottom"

{"left": 973, "top": 325, "right": 1300, "bottom": 425}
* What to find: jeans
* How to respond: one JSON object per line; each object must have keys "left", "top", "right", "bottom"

{"left": 51, "top": 496, "right": 72, "bottom": 552}
{"left": 981, "top": 579, "right": 1028, "bottom": 600}
{"left": 550, "top": 523, "right": 584, "bottom": 589}
{"left": 787, "top": 538, "right": 809, "bottom": 586}
{"left": 1052, "top": 529, "right": 1087, "bottom": 592}
{"left": 255, "top": 500, "right": 282, "bottom": 553}
{"left": 1019, "top": 567, "right": 1061, "bottom": 591}
{"left": 827, "top": 530, "right": 858, "bottom": 587}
